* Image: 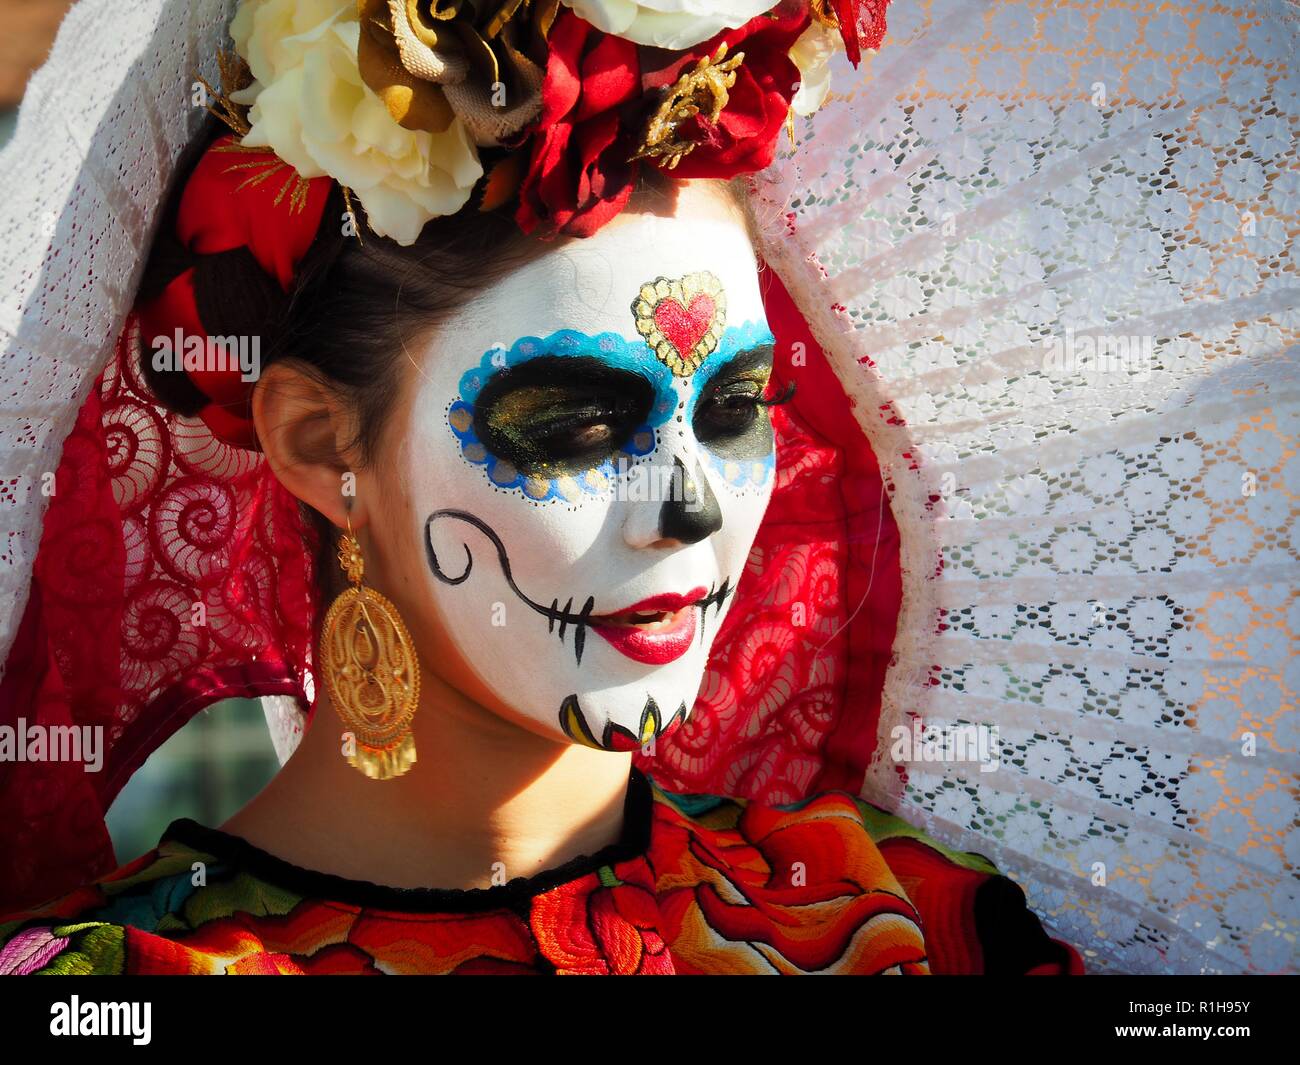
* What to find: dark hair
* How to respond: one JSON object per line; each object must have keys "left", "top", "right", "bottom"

{"left": 141, "top": 127, "right": 753, "bottom": 456}
{"left": 138, "top": 122, "right": 755, "bottom": 601}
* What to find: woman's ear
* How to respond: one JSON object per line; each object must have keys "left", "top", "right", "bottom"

{"left": 252, "top": 360, "right": 361, "bottom": 530}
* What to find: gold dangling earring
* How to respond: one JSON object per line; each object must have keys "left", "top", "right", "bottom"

{"left": 319, "top": 515, "right": 420, "bottom": 780}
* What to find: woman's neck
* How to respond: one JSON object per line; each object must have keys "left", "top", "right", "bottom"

{"left": 220, "top": 667, "right": 636, "bottom": 891}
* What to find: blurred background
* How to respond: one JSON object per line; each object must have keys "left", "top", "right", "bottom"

{"left": 1, "top": 0, "right": 281, "bottom": 860}
{"left": 0, "top": 0, "right": 74, "bottom": 148}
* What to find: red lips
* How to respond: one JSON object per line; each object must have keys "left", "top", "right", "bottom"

{"left": 589, "top": 586, "right": 708, "bottom": 664}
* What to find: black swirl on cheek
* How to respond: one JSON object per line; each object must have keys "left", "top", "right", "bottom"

{"left": 423, "top": 509, "right": 737, "bottom": 668}
{"left": 425, "top": 508, "right": 595, "bottom": 665}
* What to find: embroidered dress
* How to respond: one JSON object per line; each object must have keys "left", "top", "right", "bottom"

{"left": 0, "top": 768, "right": 1083, "bottom": 975}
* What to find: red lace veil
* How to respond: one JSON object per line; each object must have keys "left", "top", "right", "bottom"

{"left": 0, "top": 220, "right": 900, "bottom": 914}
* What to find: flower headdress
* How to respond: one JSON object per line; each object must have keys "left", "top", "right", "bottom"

{"left": 211, "top": 0, "right": 890, "bottom": 245}
{"left": 137, "top": 0, "right": 890, "bottom": 448}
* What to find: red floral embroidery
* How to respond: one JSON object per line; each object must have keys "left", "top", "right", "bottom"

{"left": 226, "top": 951, "right": 306, "bottom": 975}
{"left": 0, "top": 781, "right": 1088, "bottom": 975}
{"left": 645, "top": 788, "right": 930, "bottom": 974}
{"left": 530, "top": 862, "right": 675, "bottom": 975}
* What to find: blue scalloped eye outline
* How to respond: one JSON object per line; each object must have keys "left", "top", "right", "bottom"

{"left": 448, "top": 329, "right": 673, "bottom": 503}
{"left": 448, "top": 322, "right": 777, "bottom": 501}
{"left": 701, "top": 443, "right": 777, "bottom": 490}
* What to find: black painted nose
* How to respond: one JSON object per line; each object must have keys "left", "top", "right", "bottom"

{"left": 659, "top": 455, "right": 722, "bottom": 544}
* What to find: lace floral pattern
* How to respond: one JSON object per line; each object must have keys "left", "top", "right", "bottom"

{"left": 748, "top": 0, "right": 1299, "bottom": 973}
{"left": 0, "top": 320, "right": 316, "bottom": 910}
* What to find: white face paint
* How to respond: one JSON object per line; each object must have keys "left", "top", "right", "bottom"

{"left": 406, "top": 190, "right": 778, "bottom": 751}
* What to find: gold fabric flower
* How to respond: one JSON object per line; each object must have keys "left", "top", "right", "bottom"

{"left": 630, "top": 42, "right": 745, "bottom": 170}
{"left": 357, "top": 0, "right": 560, "bottom": 147}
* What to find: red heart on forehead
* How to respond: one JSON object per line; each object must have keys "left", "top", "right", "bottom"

{"left": 653, "top": 294, "right": 716, "bottom": 359}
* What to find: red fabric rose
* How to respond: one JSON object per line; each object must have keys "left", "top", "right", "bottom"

{"left": 515, "top": 10, "right": 643, "bottom": 238}
{"left": 514, "top": 2, "right": 896, "bottom": 238}
{"left": 638, "top": 0, "right": 812, "bottom": 181}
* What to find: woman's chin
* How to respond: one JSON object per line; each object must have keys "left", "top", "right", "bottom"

{"left": 463, "top": 640, "right": 713, "bottom": 754}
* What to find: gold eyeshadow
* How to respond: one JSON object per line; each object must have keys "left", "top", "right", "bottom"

{"left": 723, "top": 367, "right": 773, "bottom": 393}
{"left": 484, "top": 384, "right": 572, "bottom": 434}
{"left": 473, "top": 357, "right": 656, "bottom": 476}
{"left": 690, "top": 345, "right": 778, "bottom": 459}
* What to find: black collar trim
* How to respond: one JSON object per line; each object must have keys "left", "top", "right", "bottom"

{"left": 158, "top": 765, "right": 655, "bottom": 914}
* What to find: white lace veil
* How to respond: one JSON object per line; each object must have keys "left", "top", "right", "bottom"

{"left": 1, "top": 0, "right": 1296, "bottom": 973}
{"left": 750, "top": 0, "right": 1299, "bottom": 975}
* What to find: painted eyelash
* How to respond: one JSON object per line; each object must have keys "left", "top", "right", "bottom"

{"left": 709, "top": 379, "right": 798, "bottom": 408}
{"left": 756, "top": 380, "right": 797, "bottom": 407}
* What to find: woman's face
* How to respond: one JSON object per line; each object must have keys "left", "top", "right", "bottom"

{"left": 375, "top": 180, "right": 777, "bottom": 752}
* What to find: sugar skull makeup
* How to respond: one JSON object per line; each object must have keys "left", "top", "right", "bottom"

{"left": 401, "top": 196, "right": 781, "bottom": 751}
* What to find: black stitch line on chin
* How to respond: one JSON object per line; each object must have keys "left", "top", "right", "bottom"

{"left": 425, "top": 509, "right": 598, "bottom": 666}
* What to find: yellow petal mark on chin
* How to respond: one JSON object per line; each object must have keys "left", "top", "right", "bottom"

{"left": 561, "top": 697, "right": 603, "bottom": 750}
{"left": 751, "top": 461, "right": 766, "bottom": 481}
{"left": 449, "top": 407, "right": 473, "bottom": 433}
{"left": 723, "top": 461, "right": 741, "bottom": 482}
{"left": 584, "top": 468, "right": 609, "bottom": 492}
{"left": 523, "top": 476, "right": 551, "bottom": 499}
{"left": 556, "top": 475, "right": 583, "bottom": 501}
{"left": 640, "top": 714, "right": 657, "bottom": 745}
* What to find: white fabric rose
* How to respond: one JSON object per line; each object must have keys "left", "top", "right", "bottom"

{"left": 561, "top": 0, "right": 775, "bottom": 49}
{"left": 788, "top": 17, "right": 840, "bottom": 116}
{"left": 229, "top": 0, "right": 482, "bottom": 245}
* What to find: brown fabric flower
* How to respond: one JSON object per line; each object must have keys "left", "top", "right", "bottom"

{"left": 356, "top": 0, "right": 560, "bottom": 147}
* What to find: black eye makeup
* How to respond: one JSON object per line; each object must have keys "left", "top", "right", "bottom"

{"left": 691, "top": 344, "right": 795, "bottom": 459}
{"left": 473, "top": 355, "right": 656, "bottom": 476}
